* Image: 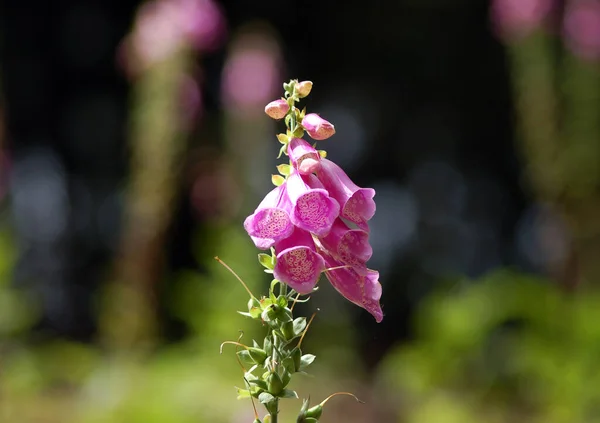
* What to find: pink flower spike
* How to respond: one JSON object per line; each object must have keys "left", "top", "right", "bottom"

{"left": 301, "top": 113, "right": 336, "bottom": 140}
{"left": 265, "top": 99, "right": 290, "bottom": 120}
{"left": 273, "top": 227, "right": 325, "bottom": 294}
{"left": 288, "top": 138, "right": 321, "bottom": 175}
{"left": 318, "top": 219, "right": 372, "bottom": 267}
{"left": 244, "top": 183, "right": 294, "bottom": 249}
{"left": 316, "top": 159, "right": 376, "bottom": 231}
{"left": 286, "top": 171, "right": 340, "bottom": 237}
{"left": 322, "top": 252, "right": 383, "bottom": 323}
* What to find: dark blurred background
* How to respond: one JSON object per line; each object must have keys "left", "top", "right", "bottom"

{"left": 1, "top": 0, "right": 599, "bottom": 422}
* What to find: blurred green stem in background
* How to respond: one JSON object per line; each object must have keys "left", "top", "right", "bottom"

{"left": 508, "top": 16, "right": 600, "bottom": 288}
{"left": 99, "top": 49, "right": 194, "bottom": 351}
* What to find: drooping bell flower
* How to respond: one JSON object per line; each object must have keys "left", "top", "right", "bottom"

{"left": 288, "top": 138, "right": 321, "bottom": 175}
{"left": 317, "top": 218, "right": 372, "bottom": 267}
{"left": 286, "top": 171, "right": 340, "bottom": 237}
{"left": 273, "top": 227, "right": 325, "bottom": 294}
{"left": 244, "top": 183, "right": 294, "bottom": 249}
{"left": 301, "top": 113, "right": 336, "bottom": 140}
{"left": 321, "top": 252, "right": 383, "bottom": 322}
{"left": 315, "top": 159, "right": 376, "bottom": 231}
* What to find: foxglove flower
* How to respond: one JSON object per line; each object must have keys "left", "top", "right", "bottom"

{"left": 322, "top": 252, "right": 383, "bottom": 323}
{"left": 318, "top": 219, "right": 372, "bottom": 267}
{"left": 265, "top": 99, "right": 290, "bottom": 120}
{"left": 244, "top": 183, "right": 294, "bottom": 249}
{"left": 288, "top": 138, "right": 321, "bottom": 175}
{"left": 273, "top": 227, "right": 325, "bottom": 294}
{"left": 301, "top": 113, "right": 336, "bottom": 140}
{"left": 287, "top": 171, "right": 340, "bottom": 237}
{"left": 315, "top": 159, "right": 376, "bottom": 231}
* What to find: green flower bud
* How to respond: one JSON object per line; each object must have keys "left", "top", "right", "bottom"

{"left": 306, "top": 405, "right": 323, "bottom": 419}
{"left": 247, "top": 347, "right": 268, "bottom": 364}
{"left": 267, "top": 372, "right": 284, "bottom": 396}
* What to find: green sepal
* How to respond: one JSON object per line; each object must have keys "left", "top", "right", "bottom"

{"left": 263, "top": 336, "right": 272, "bottom": 354}
{"left": 292, "top": 126, "right": 305, "bottom": 138}
{"left": 248, "top": 378, "right": 268, "bottom": 391}
{"left": 302, "top": 418, "right": 319, "bottom": 423}
{"left": 277, "top": 143, "right": 288, "bottom": 158}
{"left": 293, "top": 317, "right": 307, "bottom": 336}
{"left": 247, "top": 347, "right": 268, "bottom": 364}
{"left": 267, "top": 372, "right": 284, "bottom": 396}
{"left": 281, "top": 389, "right": 298, "bottom": 399}
{"left": 281, "top": 320, "right": 295, "bottom": 341}
{"left": 281, "top": 368, "right": 292, "bottom": 387}
{"left": 299, "top": 354, "right": 316, "bottom": 371}
{"left": 237, "top": 349, "right": 254, "bottom": 366}
{"left": 236, "top": 387, "right": 251, "bottom": 399}
{"left": 290, "top": 347, "right": 302, "bottom": 372}
{"left": 261, "top": 305, "right": 277, "bottom": 322}
{"left": 277, "top": 295, "right": 288, "bottom": 308}
{"left": 318, "top": 150, "right": 327, "bottom": 158}
{"left": 253, "top": 419, "right": 262, "bottom": 423}
{"left": 277, "top": 163, "right": 292, "bottom": 176}
{"left": 272, "top": 174, "right": 285, "bottom": 186}
{"left": 258, "top": 253, "right": 274, "bottom": 270}
{"left": 237, "top": 311, "right": 252, "bottom": 317}
{"left": 276, "top": 133, "right": 290, "bottom": 144}
{"left": 259, "top": 392, "right": 276, "bottom": 405}
{"left": 282, "top": 356, "right": 296, "bottom": 374}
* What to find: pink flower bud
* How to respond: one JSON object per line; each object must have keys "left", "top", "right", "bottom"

{"left": 296, "top": 80, "right": 313, "bottom": 98}
{"left": 301, "top": 113, "right": 336, "bottom": 141}
{"left": 273, "top": 227, "right": 325, "bottom": 294}
{"left": 321, "top": 251, "right": 383, "bottom": 323}
{"left": 244, "top": 183, "right": 294, "bottom": 249}
{"left": 264, "top": 99, "right": 290, "bottom": 120}
{"left": 318, "top": 219, "right": 372, "bottom": 267}
{"left": 286, "top": 171, "right": 340, "bottom": 237}
{"left": 315, "top": 159, "right": 376, "bottom": 231}
{"left": 287, "top": 138, "right": 321, "bottom": 174}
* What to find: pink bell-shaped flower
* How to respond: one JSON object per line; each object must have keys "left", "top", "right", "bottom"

{"left": 315, "top": 159, "right": 376, "bottom": 231}
{"left": 273, "top": 227, "right": 325, "bottom": 294}
{"left": 286, "top": 171, "right": 340, "bottom": 237}
{"left": 322, "top": 252, "right": 383, "bottom": 323}
{"left": 318, "top": 218, "right": 372, "bottom": 267}
{"left": 301, "top": 113, "right": 336, "bottom": 140}
{"left": 243, "top": 183, "right": 294, "bottom": 249}
{"left": 287, "top": 138, "right": 321, "bottom": 175}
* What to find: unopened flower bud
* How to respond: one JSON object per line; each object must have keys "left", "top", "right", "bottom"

{"left": 301, "top": 113, "right": 335, "bottom": 140}
{"left": 306, "top": 405, "right": 323, "bottom": 419}
{"left": 296, "top": 80, "right": 313, "bottom": 98}
{"left": 265, "top": 99, "right": 290, "bottom": 119}
{"left": 247, "top": 347, "right": 268, "bottom": 364}
{"left": 267, "top": 372, "right": 284, "bottom": 395}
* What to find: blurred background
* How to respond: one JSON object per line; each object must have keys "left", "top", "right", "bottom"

{"left": 0, "top": 0, "right": 599, "bottom": 422}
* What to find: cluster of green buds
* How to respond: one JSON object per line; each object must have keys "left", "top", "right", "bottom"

{"left": 217, "top": 257, "right": 362, "bottom": 423}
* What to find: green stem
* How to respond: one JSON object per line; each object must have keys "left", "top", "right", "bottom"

{"left": 270, "top": 400, "right": 279, "bottom": 423}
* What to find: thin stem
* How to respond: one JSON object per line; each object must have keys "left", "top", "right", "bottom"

{"left": 214, "top": 256, "right": 256, "bottom": 299}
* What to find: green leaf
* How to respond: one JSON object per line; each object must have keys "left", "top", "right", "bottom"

{"left": 237, "top": 311, "right": 252, "bottom": 317}
{"left": 293, "top": 317, "right": 307, "bottom": 336}
{"left": 299, "top": 354, "right": 316, "bottom": 371}
{"left": 259, "top": 392, "right": 276, "bottom": 405}
{"left": 258, "top": 253, "right": 274, "bottom": 270}
{"left": 236, "top": 387, "right": 251, "bottom": 399}
{"left": 277, "top": 295, "right": 288, "bottom": 308}
{"left": 280, "top": 389, "right": 298, "bottom": 399}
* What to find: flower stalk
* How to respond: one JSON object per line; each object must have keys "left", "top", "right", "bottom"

{"left": 220, "top": 79, "right": 381, "bottom": 422}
